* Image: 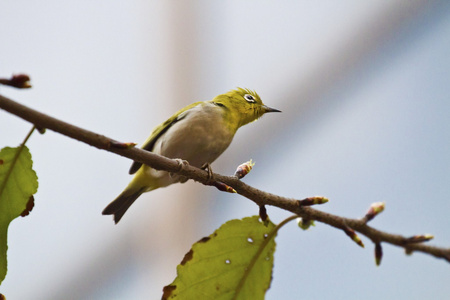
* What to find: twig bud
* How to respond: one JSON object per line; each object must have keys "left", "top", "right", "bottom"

{"left": 110, "top": 140, "right": 137, "bottom": 149}
{"left": 375, "top": 242, "right": 383, "bottom": 266}
{"left": 297, "top": 218, "right": 315, "bottom": 230}
{"left": 36, "top": 126, "right": 46, "bottom": 134}
{"left": 363, "top": 202, "right": 385, "bottom": 223}
{"left": 404, "top": 234, "right": 434, "bottom": 244}
{"left": 234, "top": 159, "right": 255, "bottom": 179}
{"left": 213, "top": 181, "right": 237, "bottom": 193}
{"left": 344, "top": 226, "right": 365, "bottom": 248}
{"left": 298, "top": 196, "right": 329, "bottom": 206}
{"left": 259, "top": 205, "right": 268, "bottom": 222}
{"left": 0, "top": 74, "right": 32, "bottom": 89}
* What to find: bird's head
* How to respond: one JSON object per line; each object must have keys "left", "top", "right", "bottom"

{"left": 212, "top": 88, "right": 281, "bottom": 129}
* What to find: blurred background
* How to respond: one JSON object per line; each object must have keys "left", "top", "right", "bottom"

{"left": 1, "top": 1, "right": 449, "bottom": 299}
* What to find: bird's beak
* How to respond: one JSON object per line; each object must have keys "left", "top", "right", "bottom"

{"left": 262, "top": 105, "right": 281, "bottom": 113}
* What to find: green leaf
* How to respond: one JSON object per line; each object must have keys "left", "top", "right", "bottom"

{"left": 0, "top": 146, "right": 38, "bottom": 285}
{"left": 163, "top": 216, "right": 277, "bottom": 300}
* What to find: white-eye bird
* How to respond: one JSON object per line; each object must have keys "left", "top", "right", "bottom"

{"left": 102, "top": 88, "right": 280, "bottom": 223}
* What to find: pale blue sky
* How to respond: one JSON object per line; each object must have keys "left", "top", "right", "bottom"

{"left": 1, "top": 1, "right": 449, "bottom": 299}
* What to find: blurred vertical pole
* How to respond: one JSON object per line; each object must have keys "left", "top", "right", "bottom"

{"left": 131, "top": 1, "right": 210, "bottom": 297}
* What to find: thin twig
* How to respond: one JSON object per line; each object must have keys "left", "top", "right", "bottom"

{"left": 1, "top": 94, "right": 449, "bottom": 263}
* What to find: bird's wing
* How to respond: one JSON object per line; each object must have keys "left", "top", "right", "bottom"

{"left": 128, "top": 101, "right": 202, "bottom": 174}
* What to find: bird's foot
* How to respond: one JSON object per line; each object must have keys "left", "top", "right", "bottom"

{"left": 170, "top": 159, "right": 190, "bottom": 180}
{"left": 201, "top": 162, "right": 215, "bottom": 183}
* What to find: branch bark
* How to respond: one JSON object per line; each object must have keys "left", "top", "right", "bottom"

{"left": 1, "top": 94, "right": 449, "bottom": 264}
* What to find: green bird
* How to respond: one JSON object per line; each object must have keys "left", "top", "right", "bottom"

{"left": 102, "top": 88, "right": 280, "bottom": 223}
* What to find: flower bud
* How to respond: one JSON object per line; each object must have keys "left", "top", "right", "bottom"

{"left": 364, "top": 202, "right": 385, "bottom": 222}
{"left": 234, "top": 160, "right": 255, "bottom": 179}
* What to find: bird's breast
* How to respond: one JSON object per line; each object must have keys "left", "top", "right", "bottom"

{"left": 154, "top": 104, "right": 235, "bottom": 167}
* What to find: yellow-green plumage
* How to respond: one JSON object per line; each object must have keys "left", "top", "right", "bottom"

{"left": 102, "top": 88, "right": 280, "bottom": 223}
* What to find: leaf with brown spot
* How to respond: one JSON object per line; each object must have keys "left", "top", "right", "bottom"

{"left": 0, "top": 146, "right": 38, "bottom": 284}
{"left": 162, "top": 216, "right": 276, "bottom": 300}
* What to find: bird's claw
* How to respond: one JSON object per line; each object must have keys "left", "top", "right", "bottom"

{"left": 170, "top": 159, "right": 190, "bottom": 178}
{"left": 201, "top": 162, "right": 215, "bottom": 183}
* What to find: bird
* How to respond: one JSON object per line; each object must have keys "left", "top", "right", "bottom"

{"left": 102, "top": 88, "right": 280, "bottom": 223}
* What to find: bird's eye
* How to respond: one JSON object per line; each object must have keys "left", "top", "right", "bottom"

{"left": 244, "top": 94, "right": 256, "bottom": 103}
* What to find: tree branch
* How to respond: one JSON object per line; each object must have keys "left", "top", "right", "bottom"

{"left": 1, "top": 93, "right": 449, "bottom": 264}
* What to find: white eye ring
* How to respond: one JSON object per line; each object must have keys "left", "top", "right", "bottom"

{"left": 244, "top": 94, "right": 256, "bottom": 103}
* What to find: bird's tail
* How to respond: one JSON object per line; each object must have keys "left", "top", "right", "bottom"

{"left": 102, "top": 187, "right": 145, "bottom": 224}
